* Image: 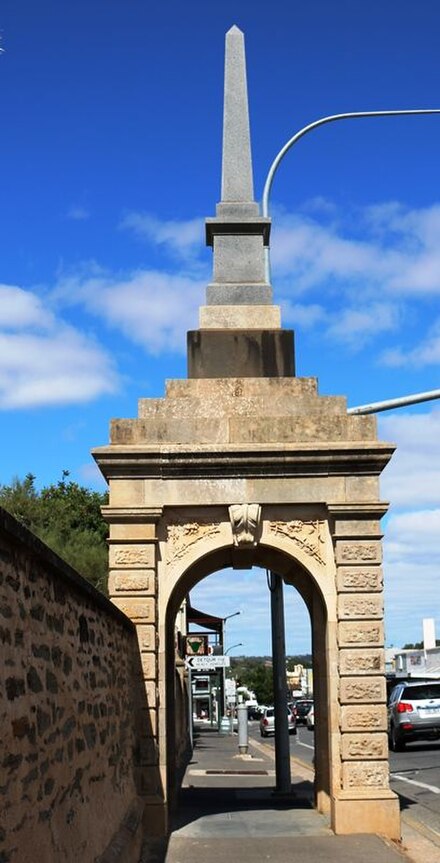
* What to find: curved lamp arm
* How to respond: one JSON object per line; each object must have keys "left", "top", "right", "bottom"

{"left": 262, "top": 108, "right": 440, "bottom": 281}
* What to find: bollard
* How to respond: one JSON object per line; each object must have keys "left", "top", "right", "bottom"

{"left": 237, "top": 701, "right": 248, "bottom": 754}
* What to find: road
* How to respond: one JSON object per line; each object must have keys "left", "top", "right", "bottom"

{"left": 248, "top": 722, "right": 440, "bottom": 842}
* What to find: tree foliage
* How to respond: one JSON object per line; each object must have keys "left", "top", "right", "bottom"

{"left": 0, "top": 472, "right": 108, "bottom": 594}
{"left": 229, "top": 654, "right": 313, "bottom": 704}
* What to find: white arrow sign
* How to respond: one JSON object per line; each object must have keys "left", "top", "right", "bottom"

{"left": 185, "top": 655, "right": 231, "bottom": 670}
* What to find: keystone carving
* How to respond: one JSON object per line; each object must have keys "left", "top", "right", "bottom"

{"left": 166, "top": 520, "right": 222, "bottom": 564}
{"left": 229, "top": 504, "right": 261, "bottom": 547}
{"left": 269, "top": 519, "right": 326, "bottom": 565}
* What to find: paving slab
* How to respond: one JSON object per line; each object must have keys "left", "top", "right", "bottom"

{"left": 140, "top": 725, "right": 409, "bottom": 863}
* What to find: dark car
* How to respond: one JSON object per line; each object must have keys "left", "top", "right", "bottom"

{"left": 388, "top": 680, "right": 440, "bottom": 750}
{"left": 295, "top": 699, "right": 314, "bottom": 724}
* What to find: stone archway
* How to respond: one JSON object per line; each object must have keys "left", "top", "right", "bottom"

{"left": 93, "top": 25, "right": 401, "bottom": 843}
{"left": 162, "top": 507, "right": 336, "bottom": 817}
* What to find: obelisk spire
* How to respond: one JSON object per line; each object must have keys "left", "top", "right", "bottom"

{"left": 187, "top": 27, "right": 295, "bottom": 379}
{"left": 221, "top": 26, "right": 254, "bottom": 203}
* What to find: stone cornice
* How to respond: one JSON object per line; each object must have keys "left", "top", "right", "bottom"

{"left": 92, "top": 441, "right": 395, "bottom": 481}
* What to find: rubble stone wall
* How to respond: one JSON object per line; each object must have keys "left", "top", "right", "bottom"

{"left": 0, "top": 507, "right": 150, "bottom": 863}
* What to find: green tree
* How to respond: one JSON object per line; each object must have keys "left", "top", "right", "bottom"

{"left": 0, "top": 472, "right": 109, "bottom": 593}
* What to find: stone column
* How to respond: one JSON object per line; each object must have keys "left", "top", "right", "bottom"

{"left": 102, "top": 505, "right": 166, "bottom": 830}
{"left": 329, "top": 504, "right": 400, "bottom": 838}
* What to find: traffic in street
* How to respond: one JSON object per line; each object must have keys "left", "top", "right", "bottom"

{"left": 247, "top": 720, "right": 440, "bottom": 842}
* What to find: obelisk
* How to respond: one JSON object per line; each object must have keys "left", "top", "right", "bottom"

{"left": 187, "top": 26, "right": 295, "bottom": 377}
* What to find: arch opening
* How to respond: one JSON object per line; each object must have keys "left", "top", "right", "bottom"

{"left": 165, "top": 542, "right": 333, "bottom": 821}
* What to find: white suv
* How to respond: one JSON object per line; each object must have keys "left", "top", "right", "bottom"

{"left": 259, "top": 706, "right": 297, "bottom": 737}
{"left": 388, "top": 680, "right": 440, "bottom": 750}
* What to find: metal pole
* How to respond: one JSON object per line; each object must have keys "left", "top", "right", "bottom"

{"left": 261, "top": 108, "right": 440, "bottom": 283}
{"left": 269, "top": 570, "right": 291, "bottom": 795}
{"left": 347, "top": 388, "right": 440, "bottom": 415}
{"left": 237, "top": 694, "right": 249, "bottom": 755}
{"left": 188, "top": 667, "right": 193, "bottom": 750}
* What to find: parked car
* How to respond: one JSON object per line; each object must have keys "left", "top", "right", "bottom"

{"left": 259, "top": 706, "right": 297, "bottom": 737}
{"left": 388, "top": 680, "right": 440, "bottom": 750}
{"left": 295, "top": 699, "right": 314, "bottom": 725}
{"left": 306, "top": 705, "right": 314, "bottom": 730}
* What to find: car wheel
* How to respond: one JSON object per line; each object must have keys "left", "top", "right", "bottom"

{"left": 390, "top": 724, "right": 405, "bottom": 752}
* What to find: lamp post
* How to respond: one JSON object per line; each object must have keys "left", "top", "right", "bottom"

{"left": 221, "top": 612, "right": 241, "bottom": 715}
{"left": 262, "top": 108, "right": 440, "bottom": 412}
{"left": 225, "top": 642, "right": 243, "bottom": 654}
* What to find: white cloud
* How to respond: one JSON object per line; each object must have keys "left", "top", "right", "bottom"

{"left": 54, "top": 267, "right": 205, "bottom": 354}
{"left": 0, "top": 284, "right": 52, "bottom": 330}
{"left": 379, "top": 409, "right": 440, "bottom": 507}
{"left": 66, "top": 205, "right": 90, "bottom": 221}
{"left": 0, "top": 283, "right": 118, "bottom": 410}
{"left": 271, "top": 202, "right": 440, "bottom": 298}
{"left": 190, "top": 568, "right": 312, "bottom": 656}
{"left": 382, "top": 319, "right": 440, "bottom": 367}
{"left": 326, "top": 302, "right": 399, "bottom": 348}
{"left": 121, "top": 211, "right": 204, "bottom": 261}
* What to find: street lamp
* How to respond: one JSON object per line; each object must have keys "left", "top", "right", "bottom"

{"left": 221, "top": 612, "right": 241, "bottom": 715}
{"left": 261, "top": 107, "right": 440, "bottom": 412}
{"left": 225, "top": 642, "right": 243, "bottom": 654}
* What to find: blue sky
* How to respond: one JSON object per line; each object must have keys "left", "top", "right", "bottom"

{"left": 1, "top": 1, "right": 440, "bottom": 654}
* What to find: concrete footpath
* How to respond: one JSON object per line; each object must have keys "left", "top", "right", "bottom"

{"left": 140, "top": 724, "right": 439, "bottom": 863}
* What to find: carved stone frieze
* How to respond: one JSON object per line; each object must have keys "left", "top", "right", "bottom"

{"left": 336, "top": 541, "right": 382, "bottom": 565}
{"left": 229, "top": 503, "right": 261, "bottom": 547}
{"left": 166, "top": 519, "right": 222, "bottom": 564}
{"left": 340, "top": 677, "right": 386, "bottom": 704}
{"left": 340, "top": 648, "right": 384, "bottom": 675}
{"left": 341, "top": 733, "right": 388, "bottom": 761}
{"left": 338, "top": 621, "right": 384, "bottom": 646}
{"left": 338, "top": 594, "right": 383, "bottom": 620}
{"left": 342, "top": 761, "right": 389, "bottom": 790}
{"left": 340, "top": 705, "right": 387, "bottom": 732}
{"left": 268, "top": 519, "right": 326, "bottom": 565}
{"left": 337, "top": 567, "right": 383, "bottom": 593}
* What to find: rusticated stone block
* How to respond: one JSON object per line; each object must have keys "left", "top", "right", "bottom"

{"left": 337, "top": 567, "right": 383, "bottom": 593}
{"left": 144, "top": 680, "right": 157, "bottom": 708}
{"left": 341, "top": 733, "right": 388, "bottom": 761}
{"left": 340, "top": 705, "right": 387, "bottom": 732}
{"left": 139, "top": 736, "right": 159, "bottom": 766}
{"left": 141, "top": 654, "right": 156, "bottom": 680}
{"left": 342, "top": 761, "right": 389, "bottom": 790}
{"left": 339, "top": 648, "right": 384, "bottom": 675}
{"left": 336, "top": 541, "right": 382, "bottom": 565}
{"left": 108, "top": 571, "right": 154, "bottom": 594}
{"left": 110, "top": 544, "right": 155, "bottom": 568}
{"left": 111, "top": 597, "right": 155, "bottom": 623}
{"left": 136, "top": 625, "right": 156, "bottom": 652}
{"left": 338, "top": 621, "right": 384, "bottom": 646}
{"left": 338, "top": 594, "right": 383, "bottom": 620}
{"left": 340, "top": 676, "right": 386, "bottom": 704}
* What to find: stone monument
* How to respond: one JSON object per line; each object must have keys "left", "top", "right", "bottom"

{"left": 93, "top": 26, "right": 401, "bottom": 839}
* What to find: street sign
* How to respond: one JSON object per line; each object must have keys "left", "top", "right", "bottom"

{"left": 185, "top": 655, "right": 231, "bottom": 670}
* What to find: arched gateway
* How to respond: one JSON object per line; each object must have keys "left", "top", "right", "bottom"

{"left": 93, "top": 26, "right": 400, "bottom": 841}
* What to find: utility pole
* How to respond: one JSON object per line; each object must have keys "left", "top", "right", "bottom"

{"left": 268, "top": 570, "right": 291, "bottom": 795}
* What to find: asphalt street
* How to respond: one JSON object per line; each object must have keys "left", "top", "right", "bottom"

{"left": 248, "top": 720, "right": 440, "bottom": 844}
